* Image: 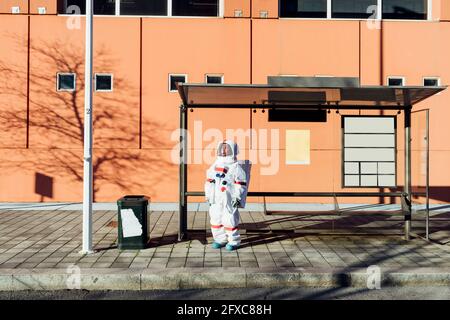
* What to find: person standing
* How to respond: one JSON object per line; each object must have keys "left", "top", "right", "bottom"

{"left": 204, "top": 140, "right": 247, "bottom": 251}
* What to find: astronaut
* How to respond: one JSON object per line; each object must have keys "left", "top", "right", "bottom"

{"left": 204, "top": 140, "right": 247, "bottom": 251}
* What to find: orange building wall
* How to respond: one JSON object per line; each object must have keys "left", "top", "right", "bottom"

{"left": 0, "top": 0, "right": 57, "bottom": 14}
{"left": 360, "top": 21, "right": 382, "bottom": 85}
{"left": 252, "top": 0, "right": 278, "bottom": 18}
{"left": 441, "top": 0, "right": 450, "bottom": 20}
{"left": 0, "top": 15, "right": 28, "bottom": 148}
{"left": 0, "top": 1, "right": 28, "bottom": 14}
{"left": 252, "top": 20, "right": 360, "bottom": 82}
{"left": 224, "top": 0, "right": 250, "bottom": 18}
{"left": 141, "top": 18, "right": 251, "bottom": 149}
{"left": 30, "top": 0, "right": 57, "bottom": 14}
{"left": 0, "top": 4, "right": 450, "bottom": 204}
{"left": 382, "top": 20, "right": 450, "bottom": 203}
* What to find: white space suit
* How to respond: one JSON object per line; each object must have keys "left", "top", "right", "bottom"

{"left": 204, "top": 140, "right": 247, "bottom": 248}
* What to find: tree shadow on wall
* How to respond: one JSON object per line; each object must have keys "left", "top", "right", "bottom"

{"left": 0, "top": 35, "right": 172, "bottom": 201}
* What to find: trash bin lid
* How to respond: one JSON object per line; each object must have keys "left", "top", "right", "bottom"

{"left": 123, "top": 195, "right": 147, "bottom": 200}
{"left": 117, "top": 195, "right": 149, "bottom": 204}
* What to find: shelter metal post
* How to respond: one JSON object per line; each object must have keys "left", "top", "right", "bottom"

{"left": 426, "top": 109, "right": 430, "bottom": 240}
{"left": 404, "top": 107, "right": 412, "bottom": 241}
{"left": 179, "top": 105, "right": 188, "bottom": 241}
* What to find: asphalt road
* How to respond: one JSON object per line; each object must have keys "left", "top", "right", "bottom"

{"left": 1, "top": 287, "right": 450, "bottom": 300}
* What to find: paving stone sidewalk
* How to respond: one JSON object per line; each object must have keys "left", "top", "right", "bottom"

{"left": 1, "top": 209, "right": 450, "bottom": 270}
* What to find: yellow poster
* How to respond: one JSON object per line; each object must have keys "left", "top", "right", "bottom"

{"left": 286, "top": 130, "right": 310, "bottom": 165}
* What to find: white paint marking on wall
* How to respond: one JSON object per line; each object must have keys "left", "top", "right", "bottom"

{"left": 120, "top": 209, "right": 142, "bottom": 238}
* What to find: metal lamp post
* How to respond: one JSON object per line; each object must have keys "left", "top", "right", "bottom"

{"left": 81, "top": 0, "right": 94, "bottom": 254}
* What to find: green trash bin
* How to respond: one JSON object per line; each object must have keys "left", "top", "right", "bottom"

{"left": 117, "top": 195, "right": 149, "bottom": 250}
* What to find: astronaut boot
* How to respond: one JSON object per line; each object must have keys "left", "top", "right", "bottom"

{"left": 225, "top": 243, "right": 239, "bottom": 251}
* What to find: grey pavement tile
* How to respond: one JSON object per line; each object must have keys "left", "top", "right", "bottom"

{"left": 221, "top": 256, "right": 239, "bottom": 263}
{"left": 185, "top": 259, "right": 204, "bottom": 268}
{"left": 3, "top": 249, "right": 25, "bottom": 254}
{"left": 204, "top": 257, "right": 222, "bottom": 264}
{"left": 237, "top": 255, "right": 257, "bottom": 262}
{"left": 286, "top": 252, "right": 308, "bottom": 259}
{"left": 275, "top": 261, "right": 295, "bottom": 268}
{"left": 187, "top": 252, "right": 204, "bottom": 258}
{"left": 222, "top": 262, "right": 240, "bottom": 268}
{"left": 137, "top": 250, "right": 155, "bottom": 257}
{"left": 0, "top": 263, "right": 20, "bottom": 268}
{"left": 4, "top": 258, "right": 28, "bottom": 264}
{"left": 111, "top": 257, "right": 134, "bottom": 264}
{"left": 221, "top": 251, "right": 238, "bottom": 257}
{"left": 240, "top": 261, "right": 259, "bottom": 268}
{"left": 253, "top": 252, "right": 271, "bottom": 258}
{"left": 325, "top": 260, "right": 348, "bottom": 267}
{"left": 66, "top": 253, "right": 84, "bottom": 258}
{"left": 110, "top": 263, "right": 131, "bottom": 268}
{"left": 55, "top": 263, "right": 77, "bottom": 269}
{"left": 188, "top": 250, "right": 206, "bottom": 255}
{"left": 270, "top": 252, "right": 289, "bottom": 259}
{"left": 129, "top": 262, "right": 149, "bottom": 268}
{"left": 292, "top": 260, "right": 313, "bottom": 267}
{"left": 308, "top": 257, "right": 330, "bottom": 264}
{"left": 154, "top": 247, "right": 173, "bottom": 252}
{"left": 21, "top": 256, "right": 46, "bottom": 262}
{"left": 170, "top": 252, "right": 188, "bottom": 258}
{"left": 148, "top": 257, "right": 169, "bottom": 265}
{"left": 41, "top": 257, "right": 65, "bottom": 263}
{"left": 256, "top": 256, "right": 273, "bottom": 263}
{"left": 94, "top": 259, "right": 118, "bottom": 265}
{"left": 14, "top": 252, "right": 36, "bottom": 258}
{"left": 133, "top": 257, "right": 151, "bottom": 263}
{"left": 17, "top": 262, "right": 40, "bottom": 268}
{"left": 77, "top": 258, "right": 99, "bottom": 264}
{"left": 76, "top": 262, "right": 95, "bottom": 268}
{"left": 167, "top": 258, "right": 187, "bottom": 268}
{"left": 118, "top": 252, "right": 138, "bottom": 257}
{"left": 152, "top": 252, "right": 171, "bottom": 258}
{"left": 204, "top": 248, "right": 220, "bottom": 254}
{"left": 187, "top": 245, "right": 205, "bottom": 250}
{"left": 203, "top": 260, "right": 222, "bottom": 267}
{"left": 35, "top": 262, "right": 57, "bottom": 268}
{"left": 58, "top": 256, "right": 81, "bottom": 263}
{"left": 47, "top": 252, "right": 69, "bottom": 258}
{"left": 256, "top": 261, "right": 276, "bottom": 268}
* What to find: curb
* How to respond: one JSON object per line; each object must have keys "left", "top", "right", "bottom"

{"left": 1, "top": 268, "right": 450, "bottom": 291}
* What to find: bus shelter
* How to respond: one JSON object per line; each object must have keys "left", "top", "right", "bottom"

{"left": 176, "top": 77, "right": 446, "bottom": 241}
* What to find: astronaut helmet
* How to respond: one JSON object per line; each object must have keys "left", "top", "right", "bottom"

{"left": 217, "top": 142, "right": 233, "bottom": 157}
{"left": 216, "top": 140, "right": 239, "bottom": 164}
